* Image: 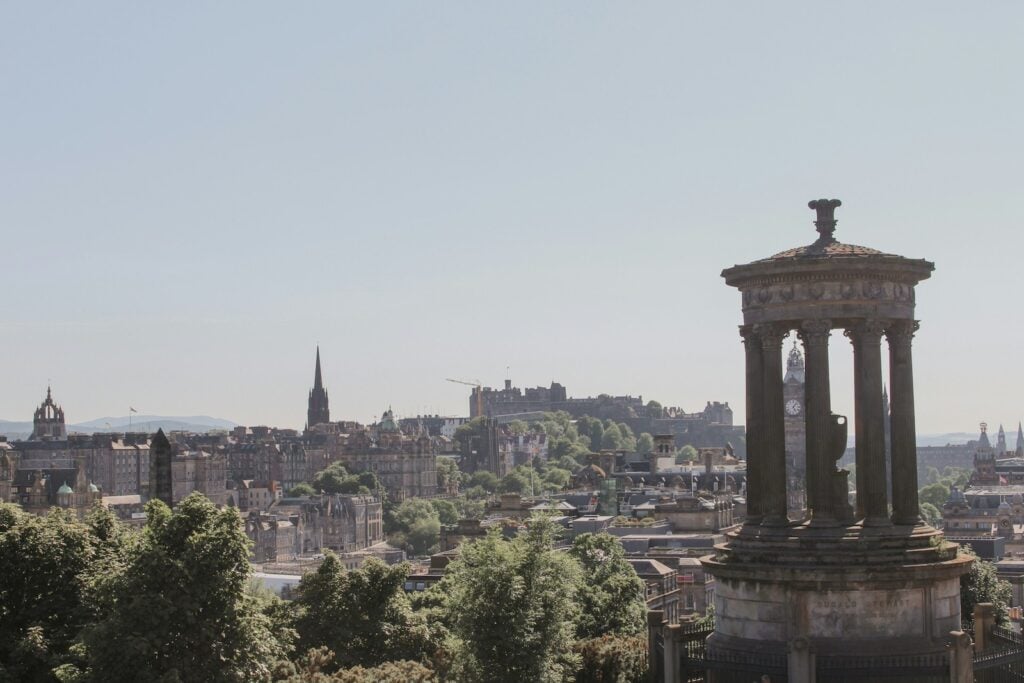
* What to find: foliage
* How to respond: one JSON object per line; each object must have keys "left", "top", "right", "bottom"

{"left": 675, "top": 445, "right": 699, "bottom": 463}
{"left": 434, "top": 457, "right": 461, "bottom": 493}
{"left": 452, "top": 418, "right": 486, "bottom": 452}
{"left": 574, "top": 635, "right": 649, "bottom": 683}
{"left": 272, "top": 648, "right": 435, "bottom": 683}
{"left": 389, "top": 500, "right": 441, "bottom": 556}
{"left": 84, "top": 493, "right": 287, "bottom": 682}
{"left": 288, "top": 483, "right": 317, "bottom": 497}
{"left": 312, "top": 463, "right": 376, "bottom": 495}
{"left": 636, "top": 433, "right": 654, "bottom": 455}
{"left": 467, "top": 471, "right": 498, "bottom": 493}
{"left": 442, "top": 516, "right": 581, "bottom": 682}
{"left": 919, "top": 482, "right": 951, "bottom": 509}
{"left": 293, "top": 556, "right": 435, "bottom": 671}
{"left": 0, "top": 504, "right": 107, "bottom": 681}
{"left": 959, "top": 545, "right": 1012, "bottom": 630}
{"left": 646, "top": 400, "right": 663, "bottom": 419}
{"left": 920, "top": 502, "right": 942, "bottom": 526}
{"left": 454, "top": 496, "right": 485, "bottom": 520}
{"left": 507, "top": 420, "right": 529, "bottom": 435}
{"left": 498, "top": 466, "right": 536, "bottom": 495}
{"left": 569, "top": 533, "right": 646, "bottom": 639}
{"left": 430, "top": 499, "right": 459, "bottom": 526}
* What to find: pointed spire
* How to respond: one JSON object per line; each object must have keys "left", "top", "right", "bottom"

{"left": 998, "top": 424, "right": 1008, "bottom": 453}
{"left": 1017, "top": 422, "right": 1024, "bottom": 457}
{"left": 313, "top": 345, "right": 324, "bottom": 391}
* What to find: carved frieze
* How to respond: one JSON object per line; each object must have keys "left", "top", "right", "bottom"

{"left": 740, "top": 278, "right": 917, "bottom": 312}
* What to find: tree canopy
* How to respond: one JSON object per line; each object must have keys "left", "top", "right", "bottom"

{"left": 569, "top": 533, "right": 646, "bottom": 639}
{"left": 442, "top": 517, "right": 581, "bottom": 682}
{"left": 293, "top": 555, "right": 435, "bottom": 671}
{"left": 84, "top": 494, "right": 287, "bottom": 682}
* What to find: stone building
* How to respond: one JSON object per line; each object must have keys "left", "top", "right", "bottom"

{"left": 148, "top": 428, "right": 227, "bottom": 506}
{"left": 337, "top": 410, "right": 438, "bottom": 500}
{"left": 9, "top": 457, "right": 100, "bottom": 518}
{"left": 702, "top": 198, "right": 972, "bottom": 681}
{"left": 75, "top": 433, "right": 151, "bottom": 496}
{"left": 269, "top": 493, "right": 383, "bottom": 554}
{"left": 245, "top": 510, "right": 300, "bottom": 562}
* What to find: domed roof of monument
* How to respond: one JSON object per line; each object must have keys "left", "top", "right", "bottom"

{"left": 57, "top": 482, "right": 73, "bottom": 495}
{"left": 765, "top": 240, "right": 893, "bottom": 261}
{"left": 759, "top": 199, "right": 896, "bottom": 262}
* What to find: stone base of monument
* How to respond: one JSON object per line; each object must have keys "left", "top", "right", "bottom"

{"left": 700, "top": 523, "right": 973, "bottom": 683}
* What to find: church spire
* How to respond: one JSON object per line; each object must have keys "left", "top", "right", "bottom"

{"left": 306, "top": 346, "right": 330, "bottom": 430}
{"left": 997, "top": 424, "right": 1008, "bottom": 454}
{"left": 1016, "top": 422, "right": 1023, "bottom": 457}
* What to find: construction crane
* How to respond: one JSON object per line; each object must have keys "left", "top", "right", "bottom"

{"left": 446, "top": 378, "right": 483, "bottom": 417}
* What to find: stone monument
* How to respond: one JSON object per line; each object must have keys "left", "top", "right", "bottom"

{"left": 702, "top": 199, "right": 972, "bottom": 682}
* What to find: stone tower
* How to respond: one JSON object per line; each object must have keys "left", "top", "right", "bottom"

{"left": 306, "top": 346, "right": 330, "bottom": 430}
{"left": 705, "top": 198, "right": 971, "bottom": 682}
{"left": 997, "top": 424, "right": 1008, "bottom": 454}
{"left": 1016, "top": 422, "right": 1023, "bottom": 457}
{"left": 30, "top": 386, "right": 67, "bottom": 441}
{"left": 149, "top": 428, "right": 173, "bottom": 506}
{"left": 783, "top": 342, "right": 807, "bottom": 514}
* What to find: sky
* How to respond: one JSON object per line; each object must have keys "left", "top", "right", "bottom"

{"left": 2, "top": 4, "right": 1022, "bottom": 434}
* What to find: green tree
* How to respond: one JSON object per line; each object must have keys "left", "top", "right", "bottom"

{"left": 435, "top": 457, "right": 461, "bottom": 493}
{"left": 499, "top": 466, "right": 535, "bottom": 495}
{"left": 676, "top": 445, "right": 699, "bottom": 464}
{"left": 273, "top": 647, "right": 436, "bottom": 683}
{"left": 430, "top": 499, "right": 459, "bottom": 526}
{"left": 443, "top": 517, "right": 581, "bottom": 682}
{"left": 508, "top": 420, "right": 528, "bottom": 436}
{"left": 0, "top": 504, "right": 102, "bottom": 681}
{"left": 617, "top": 423, "right": 637, "bottom": 452}
{"left": 919, "top": 482, "right": 950, "bottom": 509}
{"left": 85, "top": 494, "right": 286, "bottom": 682}
{"left": 636, "top": 433, "right": 654, "bottom": 455}
{"left": 601, "top": 424, "right": 623, "bottom": 450}
{"left": 288, "top": 483, "right": 316, "bottom": 497}
{"left": 960, "top": 546, "right": 1012, "bottom": 630}
{"left": 390, "top": 500, "right": 441, "bottom": 556}
{"left": 468, "top": 471, "right": 499, "bottom": 493}
{"left": 542, "top": 467, "right": 572, "bottom": 491}
{"left": 646, "top": 401, "right": 663, "bottom": 419}
{"left": 920, "top": 502, "right": 942, "bottom": 526}
{"left": 574, "top": 635, "right": 649, "bottom": 683}
{"left": 293, "top": 556, "right": 434, "bottom": 671}
{"left": 568, "top": 533, "right": 646, "bottom": 639}
{"left": 355, "top": 472, "right": 380, "bottom": 492}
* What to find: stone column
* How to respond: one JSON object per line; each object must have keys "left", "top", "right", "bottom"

{"left": 740, "top": 325, "right": 764, "bottom": 525}
{"left": 847, "top": 319, "right": 890, "bottom": 527}
{"left": 887, "top": 320, "right": 921, "bottom": 525}
{"left": 800, "top": 319, "right": 836, "bottom": 526}
{"left": 757, "top": 323, "right": 789, "bottom": 527}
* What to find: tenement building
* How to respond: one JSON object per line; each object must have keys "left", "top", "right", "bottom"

{"left": 695, "top": 199, "right": 972, "bottom": 682}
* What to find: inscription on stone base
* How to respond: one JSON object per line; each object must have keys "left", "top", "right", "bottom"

{"left": 806, "top": 589, "right": 925, "bottom": 638}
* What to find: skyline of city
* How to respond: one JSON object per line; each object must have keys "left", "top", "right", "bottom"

{"left": 5, "top": 4, "right": 1022, "bottom": 433}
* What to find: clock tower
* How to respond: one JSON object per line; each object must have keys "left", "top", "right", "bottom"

{"left": 783, "top": 341, "right": 807, "bottom": 514}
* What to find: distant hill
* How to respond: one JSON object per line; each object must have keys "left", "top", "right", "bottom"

{"left": 0, "top": 415, "right": 239, "bottom": 441}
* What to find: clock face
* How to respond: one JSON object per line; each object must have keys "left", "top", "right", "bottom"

{"left": 785, "top": 399, "right": 802, "bottom": 416}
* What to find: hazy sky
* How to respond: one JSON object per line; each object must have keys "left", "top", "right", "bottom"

{"left": 2, "top": 4, "right": 1022, "bottom": 434}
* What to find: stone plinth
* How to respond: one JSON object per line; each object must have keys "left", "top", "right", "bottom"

{"left": 701, "top": 524, "right": 972, "bottom": 681}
